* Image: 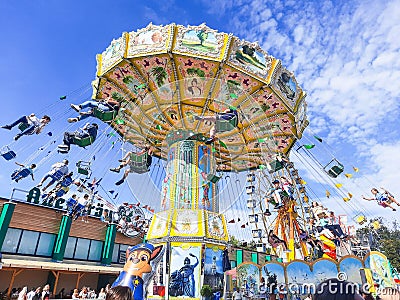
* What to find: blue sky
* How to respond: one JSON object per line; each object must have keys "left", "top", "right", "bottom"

{"left": 1, "top": 0, "right": 400, "bottom": 236}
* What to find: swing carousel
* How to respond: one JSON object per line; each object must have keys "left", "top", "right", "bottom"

{"left": 91, "top": 23, "right": 308, "bottom": 298}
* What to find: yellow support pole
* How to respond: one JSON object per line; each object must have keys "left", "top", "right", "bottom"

{"left": 288, "top": 207, "right": 295, "bottom": 261}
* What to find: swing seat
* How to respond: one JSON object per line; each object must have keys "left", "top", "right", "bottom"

{"left": 73, "top": 136, "right": 93, "bottom": 147}
{"left": 2, "top": 150, "right": 16, "bottom": 161}
{"left": 249, "top": 214, "right": 258, "bottom": 223}
{"left": 51, "top": 170, "right": 65, "bottom": 181}
{"left": 55, "top": 187, "right": 69, "bottom": 198}
{"left": 66, "top": 197, "right": 78, "bottom": 208}
{"left": 13, "top": 168, "right": 30, "bottom": 180}
{"left": 61, "top": 177, "right": 73, "bottom": 187}
{"left": 93, "top": 107, "right": 117, "bottom": 122}
{"left": 267, "top": 160, "right": 284, "bottom": 173}
{"left": 206, "top": 174, "right": 221, "bottom": 183}
{"left": 252, "top": 229, "right": 262, "bottom": 238}
{"left": 215, "top": 115, "right": 238, "bottom": 132}
{"left": 246, "top": 185, "right": 255, "bottom": 195}
{"left": 324, "top": 159, "right": 344, "bottom": 178}
{"left": 129, "top": 152, "right": 150, "bottom": 174}
{"left": 18, "top": 122, "right": 29, "bottom": 132}
{"left": 246, "top": 173, "right": 255, "bottom": 182}
{"left": 76, "top": 161, "right": 91, "bottom": 176}
{"left": 246, "top": 199, "right": 256, "bottom": 208}
{"left": 355, "top": 215, "right": 367, "bottom": 225}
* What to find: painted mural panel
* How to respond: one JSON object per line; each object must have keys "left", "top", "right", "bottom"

{"left": 145, "top": 244, "right": 167, "bottom": 298}
{"left": 312, "top": 259, "right": 338, "bottom": 285}
{"left": 261, "top": 263, "right": 286, "bottom": 294}
{"left": 286, "top": 261, "right": 315, "bottom": 294}
{"left": 271, "top": 64, "right": 302, "bottom": 110}
{"left": 204, "top": 247, "right": 225, "bottom": 295}
{"left": 147, "top": 211, "right": 170, "bottom": 239}
{"left": 227, "top": 39, "right": 273, "bottom": 81}
{"left": 170, "top": 210, "right": 203, "bottom": 237}
{"left": 206, "top": 212, "right": 227, "bottom": 241}
{"left": 339, "top": 257, "right": 364, "bottom": 285}
{"left": 127, "top": 24, "right": 171, "bottom": 57}
{"left": 365, "top": 251, "right": 395, "bottom": 288}
{"left": 98, "top": 35, "right": 126, "bottom": 75}
{"left": 174, "top": 25, "right": 229, "bottom": 60}
{"left": 237, "top": 263, "right": 260, "bottom": 297}
{"left": 169, "top": 245, "right": 201, "bottom": 299}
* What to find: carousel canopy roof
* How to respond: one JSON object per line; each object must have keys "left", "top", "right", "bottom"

{"left": 92, "top": 23, "right": 308, "bottom": 172}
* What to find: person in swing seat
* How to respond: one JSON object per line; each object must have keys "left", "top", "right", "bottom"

{"left": 110, "top": 146, "right": 153, "bottom": 185}
{"left": 68, "top": 97, "right": 121, "bottom": 123}
{"left": 362, "top": 187, "right": 399, "bottom": 211}
{"left": 194, "top": 107, "right": 238, "bottom": 144}
{"left": 2, "top": 113, "right": 51, "bottom": 141}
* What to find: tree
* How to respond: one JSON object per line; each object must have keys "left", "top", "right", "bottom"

{"left": 197, "top": 30, "right": 208, "bottom": 46}
{"left": 122, "top": 75, "right": 135, "bottom": 85}
{"left": 200, "top": 285, "right": 213, "bottom": 300}
{"left": 151, "top": 66, "right": 167, "bottom": 87}
{"left": 356, "top": 218, "right": 400, "bottom": 269}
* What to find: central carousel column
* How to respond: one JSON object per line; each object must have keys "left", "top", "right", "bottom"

{"left": 146, "top": 130, "right": 229, "bottom": 300}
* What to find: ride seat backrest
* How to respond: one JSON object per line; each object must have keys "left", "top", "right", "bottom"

{"left": 206, "top": 174, "right": 221, "bottom": 183}
{"left": 93, "top": 107, "right": 118, "bottom": 122}
{"left": 325, "top": 159, "right": 344, "bottom": 178}
{"left": 18, "top": 122, "right": 29, "bottom": 132}
{"left": 215, "top": 115, "right": 238, "bottom": 132}
{"left": 328, "top": 165, "right": 344, "bottom": 178}
{"left": 129, "top": 152, "right": 149, "bottom": 174}
{"left": 61, "top": 177, "right": 73, "bottom": 187}
{"left": 267, "top": 160, "right": 284, "bottom": 173}
{"left": 56, "top": 188, "right": 68, "bottom": 198}
{"left": 51, "top": 170, "right": 65, "bottom": 181}
{"left": 2, "top": 150, "right": 16, "bottom": 161}
{"left": 73, "top": 136, "right": 93, "bottom": 147}
{"left": 19, "top": 168, "right": 31, "bottom": 178}
{"left": 66, "top": 198, "right": 77, "bottom": 207}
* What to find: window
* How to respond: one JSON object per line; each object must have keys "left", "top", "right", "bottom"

{"left": 64, "top": 237, "right": 77, "bottom": 259}
{"left": 18, "top": 231, "right": 40, "bottom": 255}
{"left": 88, "top": 240, "right": 102, "bottom": 261}
{"left": 74, "top": 238, "right": 91, "bottom": 260}
{"left": 36, "top": 233, "right": 56, "bottom": 256}
{"left": 1, "top": 228, "right": 22, "bottom": 253}
{"left": 1, "top": 227, "right": 120, "bottom": 262}
{"left": 112, "top": 243, "right": 120, "bottom": 263}
{"left": 120, "top": 244, "right": 129, "bottom": 252}
{"left": 230, "top": 260, "right": 236, "bottom": 269}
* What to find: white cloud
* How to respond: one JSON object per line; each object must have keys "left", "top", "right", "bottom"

{"left": 201, "top": 0, "right": 400, "bottom": 225}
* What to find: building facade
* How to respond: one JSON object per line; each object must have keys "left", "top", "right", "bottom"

{"left": 0, "top": 196, "right": 141, "bottom": 297}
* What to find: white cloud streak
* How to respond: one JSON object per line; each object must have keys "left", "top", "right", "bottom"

{"left": 201, "top": 0, "right": 400, "bottom": 223}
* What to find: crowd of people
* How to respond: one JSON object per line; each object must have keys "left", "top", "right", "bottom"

{"left": 261, "top": 171, "right": 350, "bottom": 261}
{"left": 6, "top": 284, "right": 131, "bottom": 300}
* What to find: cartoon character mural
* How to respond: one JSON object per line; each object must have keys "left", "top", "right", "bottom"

{"left": 112, "top": 243, "right": 163, "bottom": 300}
{"left": 169, "top": 246, "right": 200, "bottom": 298}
